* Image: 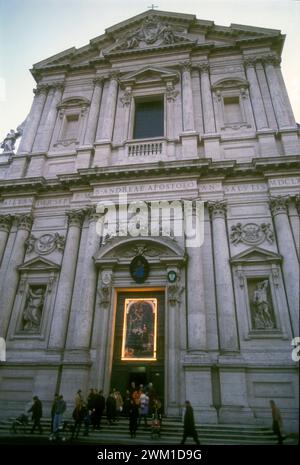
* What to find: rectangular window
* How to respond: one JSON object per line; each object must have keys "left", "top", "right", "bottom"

{"left": 63, "top": 114, "right": 79, "bottom": 140}
{"left": 133, "top": 98, "right": 164, "bottom": 139}
{"left": 223, "top": 96, "right": 242, "bottom": 124}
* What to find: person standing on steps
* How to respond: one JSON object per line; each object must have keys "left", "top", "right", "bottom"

{"left": 270, "top": 400, "right": 284, "bottom": 444}
{"left": 180, "top": 400, "right": 200, "bottom": 445}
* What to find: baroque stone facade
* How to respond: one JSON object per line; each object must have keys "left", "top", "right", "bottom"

{"left": 0, "top": 10, "right": 299, "bottom": 432}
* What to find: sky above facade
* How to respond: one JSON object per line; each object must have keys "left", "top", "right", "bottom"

{"left": 0, "top": 0, "right": 299, "bottom": 139}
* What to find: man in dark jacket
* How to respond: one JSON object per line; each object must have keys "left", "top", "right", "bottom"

{"left": 180, "top": 400, "right": 200, "bottom": 445}
{"left": 28, "top": 396, "right": 43, "bottom": 434}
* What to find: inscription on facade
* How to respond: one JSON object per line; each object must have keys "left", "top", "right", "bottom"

{"left": 93, "top": 180, "right": 197, "bottom": 196}
{"left": 268, "top": 177, "right": 300, "bottom": 188}
{"left": 3, "top": 198, "right": 34, "bottom": 207}
{"left": 224, "top": 183, "right": 267, "bottom": 194}
{"left": 35, "top": 198, "right": 70, "bottom": 207}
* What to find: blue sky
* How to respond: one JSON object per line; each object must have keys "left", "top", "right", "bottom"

{"left": 0, "top": 0, "right": 299, "bottom": 138}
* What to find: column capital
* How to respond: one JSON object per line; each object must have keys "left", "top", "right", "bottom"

{"left": 269, "top": 196, "right": 289, "bottom": 216}
{"left": 260, "top": 54, "right": 281, "bottom": 67}
{"left": 93, "top": 76, "right": 105, "bottom": 86}
{"left": 33, "top": 84, "right": 49, "bottom": 96}
{"left": 49, "top": 81, "right": 65, "bottom": 91}
{"left": 208, "top": 201, "right": 227, "bottom": 219}
{"left": 180, "top": 61, "right": 192, "bottom": 72}
{"left": 0, "top": 214, "right": 13, "bottom": 232}
{"left": 17, "top": 213, "right": 33, "bottom": 231}
{"left": 66, "top": 209, "right": 85, "bottom": 227}
{"left": 243, "top": 57, "right": 257, "bottom": 68}
{"left": 197, "top": 61, "right": 210, "bottom": 73}
{"left": 86, "top": 205, "right": 105, "bottom": 223}
{"left": 108, "top": 71, "right": 120, "bottom": 82}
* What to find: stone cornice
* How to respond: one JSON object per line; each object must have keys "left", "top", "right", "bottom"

{"left": 0, "top": 156, "right": 299, "bottom": 196}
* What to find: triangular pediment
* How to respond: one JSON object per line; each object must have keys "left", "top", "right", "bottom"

{"left": 18, "top": 256, "right": 61, "bottom": 272}
{"left": 31, "top": 10, "right": 284, "bottom": 76}
{"left": 230, "top": 247, "right": 282, "bottom": 265}
{"left": 120, "top": 66, "right": 179, "bottom": 86}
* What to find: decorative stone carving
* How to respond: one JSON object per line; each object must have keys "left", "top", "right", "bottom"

{"left": 17, "top": 214, "right": 33, "bottom": 231}
{"left": 208, "top": 201, "right": 227, "bottom": 219}
{"left": 25, "top": 235, "right": 37, "bottom": 253}
{"left": 120, "top": 244, "right": 166, "bottom": 258}
{"left": 271, "top": 266, "right": 280, "bottom": 287}
{"left": 230, "top": 222, "right": 274, "bottom": 246}
{"left": 120, "top": 87, "right": 132, "bottom": 106}
{"left": 166, "top": 82, "right": 179, "bottom": 101}
{"left": 47, "top": 273, "right": 57, "bottom": 293}
{"left": 22, "top": 285, "right": 46, "bottom": 332}
{"left": 249, "top": 279, "right": 275, "bottom": 330}
{"left": 0, "top": 214, "right": 13, "bottom": 232}
{"left": 167, "top": 271, "right": 184, "bottom": 306}
{"left": 18, "top": 277, "right": 27, "bottom": 294}
{"left": 119, "top": 18, "right": 182, "bottom": 50}
{"left": 269, "top": 196, "right": 290, "bottom": 215}
{"left": 25, "top": 233, "right": 65, "bottom": 255}
{"left": 98, "top": 270, "right": 113, "bottom": 307}
{"left": 66, "top": 210, "right": 85, "bottom": 228}
{"left": 236, "top": 269, "right": 245, "bottom": 288}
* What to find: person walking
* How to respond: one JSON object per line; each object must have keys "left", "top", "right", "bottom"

{"left": 270, "top": 400, "right": 284, "bottom": 444}
{"left": 180, "top": 400, "right": 200, "bottom": 445}
{"left": 28, "top": 396, "right": 43, "bottom": 434}
{"left": 52, "top": 394, "right": 66, "bottom": 435}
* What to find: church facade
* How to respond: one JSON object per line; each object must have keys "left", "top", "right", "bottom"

{"left": 0, "top": 10, "right": 299, "bottom": 431}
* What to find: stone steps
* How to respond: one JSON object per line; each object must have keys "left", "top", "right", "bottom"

{"left": 0, "top": 417, "right": 297, "bottom": 445}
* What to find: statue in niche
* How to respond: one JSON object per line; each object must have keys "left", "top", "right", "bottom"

{"left": 252, "top": 280, "right": 275, "bottom": 329}
{"left": 22, "top": 287, "right": 45, "bottom": 331}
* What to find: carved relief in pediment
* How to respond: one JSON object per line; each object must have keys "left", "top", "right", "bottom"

{"left": 106, "top": 17, "right": 195, "bottom": 54}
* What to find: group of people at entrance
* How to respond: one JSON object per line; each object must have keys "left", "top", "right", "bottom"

{"left": 12, "top": 392, "right": 285, "bottom": 445}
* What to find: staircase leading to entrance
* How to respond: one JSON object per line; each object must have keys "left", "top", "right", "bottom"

{"left": 0, "top": 416, "right": 298, "bottom": 445}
